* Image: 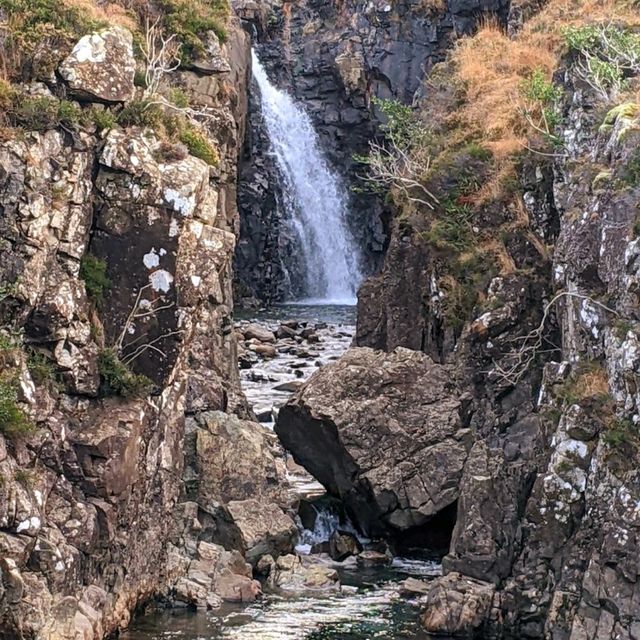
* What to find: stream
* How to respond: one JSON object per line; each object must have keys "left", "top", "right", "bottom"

{"left": 122, "top": 305, "right": 443, "bottom": 640}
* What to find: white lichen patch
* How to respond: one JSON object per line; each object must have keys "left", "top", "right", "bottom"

{"left": 191, "top": 275, "right": 202, "bottom": 287}
{"left": 169, "top": 218, "right": 180, "bottom": 237}
{"left": 149, "top": 269, "right": 174, "bottom": 293}
{"left": 164, "top": 187, "right": 196, "bottom": 217}
{"left": 71, "top": 34, "right": 108, "bottom": 64}
{"left": 143, "top": 250, "right": 160, "bottom": 270}
{"left": 16, "top": 516, "right": 41, "bottom": 533}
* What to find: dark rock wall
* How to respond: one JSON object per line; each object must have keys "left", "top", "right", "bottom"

{"left": 233, "top": 0, "right": 510, "bottom": 304}
{"left": 353, "top": 46, "right": 640, "bottom": 640}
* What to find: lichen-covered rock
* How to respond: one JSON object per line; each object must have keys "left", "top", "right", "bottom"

{"left": 59, "top": 27, "right": 136, "bottom": 103}
{"left": 0, "top": 13, "right": 257, "bottom": 640}
{"left": 267, "top": 554, "right": 340, "bottom": 593}
{"left": 276, "top": 347, "right": 471, "bottom": 537}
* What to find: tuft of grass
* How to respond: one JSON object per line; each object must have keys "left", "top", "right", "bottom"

{"left": 98, "top": 349, "right": 153, "bottom": 398}
{"left": 157, "top": 0, "right": 229, "bottom": 63}
{"left": 27, "top": 351, "right": 56, "bottom": 386}
{"left": 169, "top": 88, "right": 190, "bottom": 109}
{"left": 178, "top": 125, "right": 219, "bottom": 166}
{"left": 422, "top": 197, "right": 475, "bottom": 253}
{"left": 80, "top": 254, "right": 111, "bottom": 307}
{"left": 0, "top": 0, "right": 104, "bottom": 80}
{"left": 116, "top": 100, "right": 164, "bottom": 128}
{"left": 14, "top": 469, "right": 32, "bottom": 484}
{"left": 3, "top": 90, "right": 85, "bottom": 132}
{"left": 90, "top": 106, "right": 116, "bottom": 132}
{"left": 603, "top": 417, "right": 637, "bottom": 447}
{"left": 0, "top": 380, "right": 34, "bottom": 439}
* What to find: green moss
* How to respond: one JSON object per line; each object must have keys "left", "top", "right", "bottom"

{"left": 169, "top": 88, "right": 190, "bottom": 109}
{"left": 464, "top": 142, "right": 493, "bottom": 161}
{"left": 134, "top": 69, "right": 148, "bottom": 88}
{"left": 98, "top": 349, "right": 153, "bottom": 398}
{"left": 621, "top": 149, "right": 640, "bottom": 188}
{"left": 6, "top": 93, "right": 85, "bottom": 132}
{"left": 158, "top": 0, "right": 229, "bottom": 63}
{"left": 0, "top": 381, "right": 34, "bottom": 439}
{"left": 422, "top": 197, "right": 475, "bottom": 253}
{"left": 603, "top": 417, "right": 637, "bottom": 447}
{"left": 178, "top": 125, "right": 219, "bottom": 166}
{"left": 90, "top": 107, "right": 116, "bottom": 132}
{"left": 80, "top": 254, "right": 111, "bottom": 307}
{"left": 117, "top": 100, "right": 164, "bottom": 128}
{"left": 14, "top": 469, "right": 32, "bottom": 485}
{"left": 0, "top": 0, "right": 104, "bottom": 80}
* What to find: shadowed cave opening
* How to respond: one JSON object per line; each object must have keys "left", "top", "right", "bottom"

{"left": 390, "top": 501, "right": 458, "bottom": 558}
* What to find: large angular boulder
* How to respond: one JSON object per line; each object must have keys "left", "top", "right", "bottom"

{"left": 59, "top": 27, "right": 136, "bottom": 103}
{"left": 276, "top": 347, "right": 471, "bottom": 537}
{"left": 226, "top": 499, "right": 297, "bottom": 564}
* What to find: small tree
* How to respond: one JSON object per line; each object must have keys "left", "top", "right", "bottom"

{"left": 355, "top": 97, "right": 438, "bottom": 209}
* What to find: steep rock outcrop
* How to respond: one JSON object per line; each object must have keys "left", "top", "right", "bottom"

{"left": 352, "top": 29, "right": 640, "bottom": 640}
{"left": 0, "top": 13, "right": 293, "bottom": 640}
{"left": 276, "top": 347, "right": 471, "bottom": 540}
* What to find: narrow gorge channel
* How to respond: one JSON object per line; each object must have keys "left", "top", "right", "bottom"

{"left": 122, "top": 44, "right": 440, "bottom": 638}
{"left": 2, "top": 1, "right": 640, "bottom": 639}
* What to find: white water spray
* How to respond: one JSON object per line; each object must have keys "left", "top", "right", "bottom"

{"left": 251, "top": 50, "right": 362, "bottom": 305}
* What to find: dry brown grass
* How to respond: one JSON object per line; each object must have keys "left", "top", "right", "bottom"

{"left": 63, "top": 0, "right": 138, "bottom": 31}
{"left": 578, "top": 366, "right": 611, "bottom": 399}
{"left": 450, "top": 0, "right": 640, "bottom": 159}
{"left": 452, "top": 19, "right": 556, "bottom": 158}
{"left": 417, "top": 0, "right": 447, "bottom": 14}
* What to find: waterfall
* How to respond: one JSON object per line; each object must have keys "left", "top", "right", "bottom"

{"left": 251, "top": 50, "right": 362, "bottom": 305}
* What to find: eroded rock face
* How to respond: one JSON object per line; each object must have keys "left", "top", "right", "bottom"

{"left": 59, "top": 27, "right": 136, "bottom": 103}
{"left": 351, "top": 39, "right": 640, "bottom": 640}
{"left": 276, "top": 347, "right": 471, "bottom": 537}
{"left": 0, "top": 16, "right": 279, "bottom": 640}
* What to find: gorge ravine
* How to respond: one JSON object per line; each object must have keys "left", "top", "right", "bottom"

{"left": 1, "top": 0, "right": 640, "bottom": 639}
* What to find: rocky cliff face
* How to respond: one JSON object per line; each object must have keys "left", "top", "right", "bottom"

{"left": 233, "top": 0, "right": 510, "bottom": 304}
{"left": 278, "top": 5, "right": 640, "bottom": 638}
{"left": 0, "top": 10, "right": 295, "bottom": 639}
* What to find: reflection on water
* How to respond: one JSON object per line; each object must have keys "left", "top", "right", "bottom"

{"left": 122, "top": 557, "right": 439, "bottom": 640}
{"left": 234, "top": 303, "right": 357, "bottom": 327}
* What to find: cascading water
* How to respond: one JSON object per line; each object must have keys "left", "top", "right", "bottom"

{"left": 251, "top": 50, "right": 362, "bottom": 305}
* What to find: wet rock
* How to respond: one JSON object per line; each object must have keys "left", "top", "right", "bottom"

{"left": 421, "top": 573, "right": 495, "bottom": 636}
{"left": 268, "top": 554, "right": 340, "bottom": 593}
{"left": 329, "top": 531, "right": 362, "bottom": 561}
{"left": 190, "top": 32, "right": 231, "bottom": 74}
{"left": 276, "top": 325, "right": 298, "bottom": 339}
{"left": 356, "top": 550, "right": 391, "bottom": 568}
{"left": 273, "top": 380, "right": 304, "bottom": 393}
{"left": 399, "top": 577, "right": 430, "bottom": 597}
{"left": 59, "top": 27, "right": 136, "bottom": 103}
{"left": 276, "top": 347, "right": 470, "bottom": 537}
{"left": 251, "top": 343, "right": 277, "bottom": 358}
{"left": 243, "top": 323, "right": 277, "bottom": 343}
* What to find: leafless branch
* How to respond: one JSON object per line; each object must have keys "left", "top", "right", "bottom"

{"left": 490, "top": 291, "right": 619, "bottom": 385}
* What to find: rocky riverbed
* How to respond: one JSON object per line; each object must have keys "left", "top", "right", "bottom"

{"left": 123, "top": 304, "right": 445, "bottom": 639}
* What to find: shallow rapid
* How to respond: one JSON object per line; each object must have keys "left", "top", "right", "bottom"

{"left": 122, "top": 305, "right": 443, "bottom": 640}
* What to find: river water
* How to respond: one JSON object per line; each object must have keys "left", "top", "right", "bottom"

{"left": 122, "top": 305, "right": 443, "bottom": 640}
